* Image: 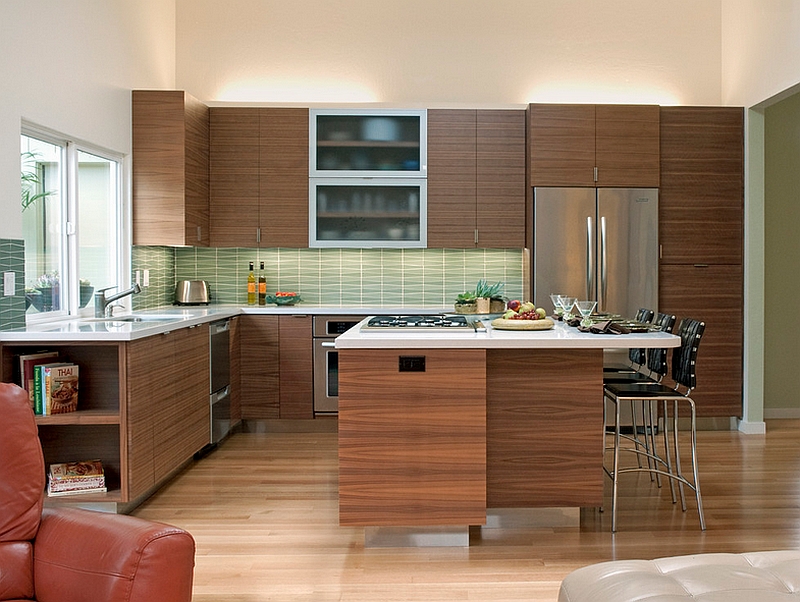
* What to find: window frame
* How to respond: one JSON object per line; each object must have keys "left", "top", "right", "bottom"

{"left": 21, "top": 122, "right": 129, "bottom": 323}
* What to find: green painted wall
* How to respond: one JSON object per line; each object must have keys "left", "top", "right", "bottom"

{"left": 764, "top": 93, "right": 800, "bottom": 412}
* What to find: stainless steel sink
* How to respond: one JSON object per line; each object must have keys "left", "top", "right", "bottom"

{"left": 82, "top": 314, "right": 180, "bottom": 323}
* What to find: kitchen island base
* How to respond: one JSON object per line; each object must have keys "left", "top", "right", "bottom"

{"left": 338, "top": 346, "right": 605, "bottom": 538}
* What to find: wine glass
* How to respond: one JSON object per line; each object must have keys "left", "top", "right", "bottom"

{"left": 575, "top": 300, "right": 598, "bottom": 327}
{"left": 558, "top": 295, "right": 577, "bottom": 321}
{"left": 549, "top": 293, "right": 563, "bottom": 318}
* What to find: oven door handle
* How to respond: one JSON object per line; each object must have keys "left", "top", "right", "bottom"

{"left": 321, "top": 342, "right": 336, "bottom": 348}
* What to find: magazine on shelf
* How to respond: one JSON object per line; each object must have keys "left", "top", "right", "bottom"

{"left": 47, "top": 460, "right": 105, "bottom": 496}
{"left": 17, "top": 351, "right": 59, "bottom": 409}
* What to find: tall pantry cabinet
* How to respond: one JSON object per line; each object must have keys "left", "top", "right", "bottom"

{"left": 658, "top": 107, "right": 744, "bottom": 417}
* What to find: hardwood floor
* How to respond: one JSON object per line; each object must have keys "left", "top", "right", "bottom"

{"left": 133, "top": 420, "right": 800, "bottom": 601}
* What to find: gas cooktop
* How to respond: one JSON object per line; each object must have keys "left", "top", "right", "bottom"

{"left": 361, "top": 314, "right": 474, "bottom": 330}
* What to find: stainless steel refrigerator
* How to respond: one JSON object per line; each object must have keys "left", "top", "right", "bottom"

{"left": 533, "top": 187, "right": 658, "bottom": 317}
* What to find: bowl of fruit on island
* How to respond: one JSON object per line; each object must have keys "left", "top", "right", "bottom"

{"left": 490, "top": 300, "right": 555, "bottom": 330}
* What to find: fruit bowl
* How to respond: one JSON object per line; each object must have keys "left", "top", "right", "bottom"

{"left": 491, "top": 317, "right": 554, "bottom": 331}
{"left": 265, "top": 293, "right": 302, "bottom": 306}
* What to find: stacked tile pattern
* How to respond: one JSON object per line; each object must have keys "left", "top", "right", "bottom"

{"left": 132, "top": 246, "right": 525, "bottom": 310}
{"left": 0, "top": 239, "right": 26, "bottom": 330}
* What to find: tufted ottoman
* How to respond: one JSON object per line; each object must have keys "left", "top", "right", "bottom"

{"left": 558, "top": 551, "right": 800, "bottom": 601}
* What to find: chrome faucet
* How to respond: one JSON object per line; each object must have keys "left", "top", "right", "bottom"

{"left": 94, "top": 283, "right": 142, "bottom": 317}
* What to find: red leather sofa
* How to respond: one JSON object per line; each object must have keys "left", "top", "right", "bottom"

{"left": 0, "top": 382, "right": 196, "bottom": 601}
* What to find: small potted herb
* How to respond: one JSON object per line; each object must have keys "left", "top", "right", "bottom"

{"left": 454, "top": 291, "right": 478, "bottom": 314}
{"left": 474, "top": 279, "right": 506, "bottom": 314}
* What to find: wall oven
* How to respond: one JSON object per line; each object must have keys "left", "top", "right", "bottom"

{"left": 312, "top": 315, "right": 366, "bottom": 415}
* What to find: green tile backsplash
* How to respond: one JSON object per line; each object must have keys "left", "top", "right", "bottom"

{"left": 0, "top": 239, "right": 26, "bottom": 330}
{"left": 132, "top": 246, "right": 526, "bottom": 310}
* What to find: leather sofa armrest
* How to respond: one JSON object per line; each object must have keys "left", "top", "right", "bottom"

{"left": 33, "top": 507, "right": 195, "bottom": 602}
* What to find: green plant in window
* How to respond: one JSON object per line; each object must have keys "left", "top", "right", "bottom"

{"left": 21, "top": 151, "right": 54, "bottom": 211}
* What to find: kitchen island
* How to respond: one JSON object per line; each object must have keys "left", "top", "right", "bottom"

{"left": 335, "top": 318, "right": 679, "bottom": 541}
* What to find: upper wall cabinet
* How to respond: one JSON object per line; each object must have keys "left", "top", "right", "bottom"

{"left": 528, "top": 104, "right": 660, "bottom": 188}
{"left": 209, "top": 108, "right": 309, "bottom": 248}
{"left": 427, "top": 109, "right": 526, "bottom": 248}
{"left": 132, "top": 90, "right": 209, "bottom": 246}
{"left": 310, "top": 110, "right": 427, "bottom": 178}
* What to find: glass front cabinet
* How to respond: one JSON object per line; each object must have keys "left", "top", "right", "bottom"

{"left": 310, "top": 178, "right": 427, "bottom": 248}
{"left": 309, "top": 109, "right": 427, "bottom": 248}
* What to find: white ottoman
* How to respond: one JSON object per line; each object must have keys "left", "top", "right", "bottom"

{"left": 559, "top": 551, "right": 800, "bottom": 601}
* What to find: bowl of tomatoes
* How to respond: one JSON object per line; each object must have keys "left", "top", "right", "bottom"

{"left": 265, "top": 291, "right": 302, "bottom": 306}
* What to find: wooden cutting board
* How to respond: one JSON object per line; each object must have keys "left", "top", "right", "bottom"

{"left": 490, "top": 317, "right": 555, "bottom": 331}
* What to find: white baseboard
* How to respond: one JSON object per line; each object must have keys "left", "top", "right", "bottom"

{"left": 737, "top": 419, "right": 767, "bottom": 434}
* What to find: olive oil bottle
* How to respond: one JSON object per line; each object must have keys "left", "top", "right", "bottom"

{"left": 247, "top": 261, "right": 256, "bottom": 305}
{"left": 258, "top": 261, "right": 267, "bottom": 305}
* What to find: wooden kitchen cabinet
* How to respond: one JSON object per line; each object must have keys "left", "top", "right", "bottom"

{"left": 237, "top": 314, "right": 313, "bottom": 420}
{"left": 209, "top": 108, "right": 260, "bottom": 247}
{"left": 659, "top": 106, "right": 744, "bottom": 418}
{"left": 529, "top": 103, "right": 660, "bottom": 187}
{"left": 278, "top": 315, "right": 313, "bottom": 419}
{"left": 132, "top": 90, "right": 210, "bottom": 246}
{"left": 427, "top": 109, "right": 526, "bottom": 248}
{"left": 126, "top": 324, "right": 210, "bottom": 499}
{"left": 209, "top": 107, "right": 309, "bottom": 248}
{"left": 1, "top": 342, "right": 126, "bottom": 501}
{"left": 229, "top": 315, "right": 241, "bottom": 424}
{"left": 238, "top": 314, "right": 280, "bottom": 419}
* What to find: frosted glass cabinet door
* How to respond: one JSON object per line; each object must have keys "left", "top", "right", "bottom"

{"left": 310, "top": 110, "right": 427, "bottom": 177}
{"left": 310, "top": 178, "right": 427, "bottom": 248}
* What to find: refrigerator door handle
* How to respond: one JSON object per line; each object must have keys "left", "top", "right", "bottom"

{"left": 586, "top": 216, "right": 594, "bottom": 300}
{"left": 600, "top": 216, "right": 608, "bottom": 311}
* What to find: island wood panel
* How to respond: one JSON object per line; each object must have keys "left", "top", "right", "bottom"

{"left": 278, "top": 315, "right": 313, "bottom": 419}
{"left": 659, "top": 264, "right": 743, "bottom": 417}
{"left": 427, "top": 109, "right": 478, "bottom": 247}
{"left": 259, "top": 108, "right": 309, "bottom": 248}
{"left": 209, "top": 108, "right": 260, "bottom": 247}
{"left": 528, "top": 103, "right": 596, "bottom": 186}
{"left": 486, "top": 348, "right": 604, "bottom": 508}
{"left": 659, "top": 106, "right": 744, "bottom": 265}
{"left": 153, "top": 326, "right": 210, "bottom": 483}
{"left": 239, "top": 315, "right": 280, "bottom": 419}
{"left": 595, "top": 104, "right": 660, "bottom": 187}
{"left": 338, "top": 348, "right": 487, "bottom": 526}
{"left": 476, "top": 109, "right": 527, "bottom": 248}
{"left": 132, "top": 90, "right": 209, "bottom": 246}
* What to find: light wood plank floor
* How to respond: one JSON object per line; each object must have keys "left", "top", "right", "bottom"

{"left": 133, "top": 419, "right": 800, "bottom": 602}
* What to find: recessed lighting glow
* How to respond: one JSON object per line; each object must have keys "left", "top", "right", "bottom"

{"left": 526, "top": 81, "right": 682, "bottom": 105}
{"left": 216, "top": 78, "right": 378, "bottom": 104}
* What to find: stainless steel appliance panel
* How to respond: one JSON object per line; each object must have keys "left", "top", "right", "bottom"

{"left": 533, "top": 187, "right": 658, "bottom": 317}
{"left": 533, "top": 187, "right": 597, "bottom": 303}
{"left": 597, "top": 188, "right": 658, "bottom": 318}
{"left": 312, "top": 315, "right": 366, "bottom": 415}
{"left": 209, "top": 318, "right": 232, "bottom": 444}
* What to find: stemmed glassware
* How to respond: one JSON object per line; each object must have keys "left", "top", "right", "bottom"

{"left": 558, "top": 295, "right": 577, "bottom": 321}
{"left": 575, "top": 300, "right": 598, "bottom": 327}
{"left": 549, "top": 293, "right": 563, "bottom": 318}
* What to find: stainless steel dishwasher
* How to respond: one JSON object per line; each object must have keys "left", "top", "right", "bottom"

{"left": 209, "top": 318, "right": 231, "bottom": 444}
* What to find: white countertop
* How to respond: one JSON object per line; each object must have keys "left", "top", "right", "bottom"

{"left": 335, "top": 318, "right": 681, "bottom": 350}
{"left": 0, "top": 305, "right": 452, "bottom": 342}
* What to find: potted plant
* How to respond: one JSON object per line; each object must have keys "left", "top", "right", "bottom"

{"left": 474, "top": 279, "right": 506, "bottom": 314}
{"left": 454, "top": 291, "right": 478, "bottom": 314}
{"left": 27, "top": 272, "right": 60, "bottom": 312}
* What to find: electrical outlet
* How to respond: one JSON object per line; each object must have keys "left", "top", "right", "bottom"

{"left": 3, "top": 272, "right": 15, "bottom": 296}
{"left": 143, "top": 269, "right": 150, "bottom": 287}
{"left": 135, "top": 270, "right": 141, "bottom": 286}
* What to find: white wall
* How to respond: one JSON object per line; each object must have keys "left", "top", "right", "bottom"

{"left": 176, "top": 0, "right": 723, "bottom": 107}
{"left": 722, "top": 0, "right": 800, "bottom": 107}
{"left": 0, "top": 0, "right": 176, "bottom": 239}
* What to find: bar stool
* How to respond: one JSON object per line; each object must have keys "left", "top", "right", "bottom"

{"left": 603, "top": 307, "right": 655, "bottom": 374}
{"left": 603, "top": 313, "right": 677, "bottom": 486}
{"left": 603, "top": 318, "right": 706, "bottom": 532}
